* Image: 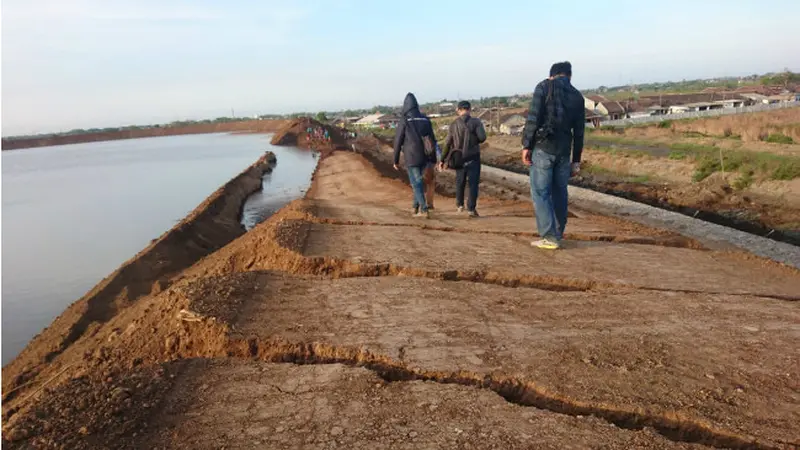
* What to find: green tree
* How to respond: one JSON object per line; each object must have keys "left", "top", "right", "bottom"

{"left": 315, "top": 112, "right": 328, "bottom": 122}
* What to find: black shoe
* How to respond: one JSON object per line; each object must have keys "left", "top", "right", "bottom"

{"left": 428, "top": 206, "right": 435, "bottom": 211}
{"left": 468, "top": 210, "right": 480, "bottom": 218}
{"left": 413, "top": 207, "right": 419, "bottom": 216}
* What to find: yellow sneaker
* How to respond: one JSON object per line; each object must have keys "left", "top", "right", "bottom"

{"left": 531, "top": 239, "right": 560, "bottom": 250}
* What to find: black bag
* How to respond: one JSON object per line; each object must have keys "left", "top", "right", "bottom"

{"left": 404, "top": 117, "right": 436, "bottom": 159}
{"left": 446, "top": 120, "right": 469, "bottom": 170}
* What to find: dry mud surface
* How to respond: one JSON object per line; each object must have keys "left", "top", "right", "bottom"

{"left": 3, "top": 143, "right": 799, "bottom": 449}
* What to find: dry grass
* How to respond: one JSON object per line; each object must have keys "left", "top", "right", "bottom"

{"left": 672, "top": 108, "right": 800, "bottom": 143}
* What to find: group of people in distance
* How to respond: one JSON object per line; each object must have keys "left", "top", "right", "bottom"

{"left": 392, "top": 61, "right": 585, "bottom": 250}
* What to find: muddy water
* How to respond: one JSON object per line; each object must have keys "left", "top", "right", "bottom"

{"left": 1, "top": 133, "right": 316, "bottom": 364}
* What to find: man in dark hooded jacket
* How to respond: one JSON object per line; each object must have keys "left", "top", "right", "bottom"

{"left": 393, "top": 93, "right": 438, "bottom": 218}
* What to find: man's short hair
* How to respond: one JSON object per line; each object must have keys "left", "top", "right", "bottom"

{"left": 457, "top": 101, "right": 471, "bottom": 110}
{"left": 550, "top": 61, "right": 572, "bottom": 77}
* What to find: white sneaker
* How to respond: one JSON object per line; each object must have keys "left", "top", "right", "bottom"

{"left": 414, "top": 211, "right": 430, "bottom": 219}
{"left": 457, "top": 206, "right": 464, "bottom": 213}
{"left": 531, "top": 239, "right": 560, "bottom": 250}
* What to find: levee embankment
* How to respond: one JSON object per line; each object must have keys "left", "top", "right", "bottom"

{"left": 2, "top": 120, "right": 288, "bottom": 151}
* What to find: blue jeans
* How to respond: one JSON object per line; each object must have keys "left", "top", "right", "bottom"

{"left": 407, "top": 165, "right": 428, "bottom": 212}
{"left": 529, "top": 149, "right": 570, "bottom": 241}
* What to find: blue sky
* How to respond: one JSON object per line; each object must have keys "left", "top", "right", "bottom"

{"left": 2, "top": 0, "right": 799, "bottom": 136}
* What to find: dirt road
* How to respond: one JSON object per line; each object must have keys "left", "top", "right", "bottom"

{"left": 3, "top": 147, "right": 799, "bottom": 449}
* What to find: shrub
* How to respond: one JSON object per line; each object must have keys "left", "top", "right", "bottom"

{"left": 693, "top": 157, "right": 722, "bottom": 182}
{"left": 733, "top": 171, "right": 754, "bottom": 190}
{"left": 657, "top": 120, "right": 672, "bottom": 129}
{"left": 723, "top": 127, "right": 733, "bottom": 137}
{"left": 772, "top": 160, "right": 800, "bottom": 180}
{"left": 765, "top": 133, "right": 794, "bottom": 144}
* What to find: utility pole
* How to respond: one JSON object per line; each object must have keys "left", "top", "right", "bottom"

{"left": 492, "top": 99, "right": 500, "bottom": 133}
{"left": 231, "top": 108, "right": 235, "bottom": 118}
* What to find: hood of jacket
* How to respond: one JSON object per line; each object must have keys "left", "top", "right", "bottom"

{"left": 402, "top": 93, "right": 421, "bottom": 117}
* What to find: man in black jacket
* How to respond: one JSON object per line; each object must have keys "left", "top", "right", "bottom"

{"left": 393, "top": 93, "right": 438, "bottom": 218}
{"left": 440, "top": 101, "right": 487, "bottom": 217}
{"left": 521, "top": 61, "right": 585, "bottom": 249}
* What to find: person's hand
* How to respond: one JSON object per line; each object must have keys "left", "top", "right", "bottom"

{"left": 437, "top": 162, "right": 445, "bottom": 171}
{"left": 522, "top": 149, "right": 532, "bottom": 166}
{"left": 571, "top": 162, "right": 581, "bottom": 177}
{"left": 393, "top": 164, "right": 400, "bottom": 171}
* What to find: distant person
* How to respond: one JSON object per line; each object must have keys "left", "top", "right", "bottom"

{"left": 393, "top": 92, "right": 438, "bottom": 218}
{"left": 521, "top": 61, "right": 585, "bottom": 250}
{"left": 440, "top": 101, "right": 486, "bottom": 218}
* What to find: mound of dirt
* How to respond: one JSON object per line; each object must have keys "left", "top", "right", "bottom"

{"left": 270, "top": 118, "right": 348, "bottom": 152}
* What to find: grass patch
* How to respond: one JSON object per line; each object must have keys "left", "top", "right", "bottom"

{"left": 764, "top": 133, "right": 794, "bottom": 144}
{"left": 668, "top": 151, "right": 688, "bottom": 160}
{"left": 682, "top": 131, "right": 707, "bottom": 138}
{"left": 687, "top": 145, "right": 800, "bottom": 182}
{"left": 590, "top": 145, "right": 650, "bottom": 158}
{"left": 583, "top": 164, "right": 614, "bottom": 176}
{"left": 670, "top": 142, "right": 717, "bottom": 153}
{"left": 772, "top": 159, "right": 800, "bottom": 180}
{"left": 657, "top": 120, "right": 672, "bottom": 129}
{"left": 584, "top": 164, "right": 652, "bottom": 184}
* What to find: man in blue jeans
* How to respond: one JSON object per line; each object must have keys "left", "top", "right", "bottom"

{"left": 393, "top": 93, "right": 438, "bottom": 218}
{"left": 521, "top": 62, "right": 585, "bottom": 249}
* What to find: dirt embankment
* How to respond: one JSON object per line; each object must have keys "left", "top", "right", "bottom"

{"left": 1, "top": 120, "right": 289, "bottom": 151}
{"left": 2, "top": 151, "right": 278, "bottom": 405}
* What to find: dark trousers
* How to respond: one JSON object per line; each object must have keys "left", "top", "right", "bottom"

{"left": 455, "top": 161, "right": 481, "bottom": 211}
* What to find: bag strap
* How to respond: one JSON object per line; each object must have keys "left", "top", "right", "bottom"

{"left": 461, "top": 118, "right": 470, "bottom": 152}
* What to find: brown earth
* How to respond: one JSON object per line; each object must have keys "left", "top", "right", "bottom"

{"left": 484, "top": 136, "right": 800, "bottom": 241}
{"left": 2, "top": 135, "right": 799, "bottom": 449}
{"left": 1, "top": 120, "right": 288, "bottom": 151}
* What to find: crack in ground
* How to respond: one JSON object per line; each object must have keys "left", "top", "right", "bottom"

{"left": 225, "top": 338, "right": 780, "bottom": 450}
{"left": 313, "top": 218, "right": 705, "bottom": 249}
{"left": 291, "top": 256, "right": 800, "bottom": 301}
{"left": 301, "top": 257, "right": 596, "bottom": 292}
